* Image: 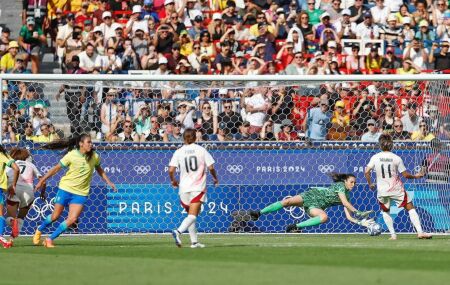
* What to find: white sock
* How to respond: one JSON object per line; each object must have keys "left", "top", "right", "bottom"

{"left": 177, "top": 215, "right": 197, "bottom": 233}
{"left": 5, "top": 217, "right": 13, "bottom": 227}
{"left": 382, "top": 212, "right": 396, "bottom": 236}
{"left": 188, "top": 222, "right": 198, "bottom": 244}
{"left": 18, "top": 218, "right": 24, "bottom": 232}
{"left": 408, "top": 209, "right": 423, "bottom": 234}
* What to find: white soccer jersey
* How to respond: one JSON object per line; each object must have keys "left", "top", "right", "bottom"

{"left": 366, "top": 151, "right": 407, "bottom": 197}
{"left": 169, "top": 143, "right": 215, "bottom": 194}
{"left": 7, "top": 160, "right": 41, "bottom": 192}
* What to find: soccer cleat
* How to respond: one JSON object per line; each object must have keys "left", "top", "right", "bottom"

{"left": 249, "top": 210, "right": 261, "bottom": 221}
{"left": 190, "top": 242, "right": 205, "bottom": 248}
{"left": 389, "top": 234, "right": 397, "bottom": 240}
{"left": 43, "top": 238, "right": 55, "bottom": 248}
{"left": 33, "top": 229, "right": 42, "bottom": 245}
{"left": 172, "top": 230, "right": 182, "bottom": 248}
{"left": 0, "top": 236, "right": 12, "bottom": 249}
{"left": 286, "top": 224, "right": 302, "bottom": 233}
{"left": 418, "top": 233, "right": 432, "bottom": 239}
{"left": 11, "top": 218, "right": 19, "bottom": 238}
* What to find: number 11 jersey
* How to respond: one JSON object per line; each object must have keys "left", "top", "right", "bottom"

{"left": 169, "top": 143, "right": 215, "bottom": 194}
{"left": 366, "top": 151, "right": 407, "bottom": 197}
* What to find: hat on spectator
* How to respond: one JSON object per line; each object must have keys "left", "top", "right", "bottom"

{"left": 320, "top": 12, "right": 330, "bottom": 20}
{"left": 111, "top": 23, "right": 123, "bottom": 30}
{"left": 442, "top": 40, "right": 450, "bottom": 46}
{"left": 327, "top": 41, "right": 337, "bottom": 48}
{"left": 26, "top": 17, "right": 35, "bottom": 25}
{"left": 320, "top": 98, "right": 329, "bottom": 106}
{"left": 180, "top": 30, "right": 188, "bottom": 36}
{"left": 276, "top": 8, "right": 284, "bottom": 14}
{"left": 158, "top": 57, "right": 168, "bottom": 65}
{"left": 67, "top": 13, "right": 75, "bottom": 20}
{"left": 84, "top": 19, "right": 93, "bottom": 25}
{"left": 213, "top": 13, "right": 222, "bottom": 21}
{"left": 132, "top": 5, "right": 142, "bottom": 14}
{"left": 93, "top": 26, "right": 103, "bottom": 33}
{"left": 219, "top": 88, "right": 228, "bottom": 95}
{"left": 164, "top": 0, "right": 175, "bottom": 5}
{"left": 102, "top": 11, "right": 112, "bottom": 19}
{"left": 34, "top": 103, "right": 44, "bottom": 109}
{"left": 194, "top": 15, "right": 203, "bottom": 22}
{"left": 27, "top": 85, "right": 36, "bottom": 92}
{"left": 178, "top": 101, "right": 194, "bottom": 108}
{"left": 82, "top": 2, "right": 89, "bottom": 8}
{"left": 2, "top": 27, "right": 10, "bottom": 34}
{"left": 419, "top": 20, "right": 428, "bottom": 27}
{"left": 144, "top": 0, "right": 153, "bottom": 6}
{"left": 106, "top": 89, "right": 118, "bottom": 95}
{"left": 387, "top": 14, "right": 397, "bottom": 22}
{"left": 314, "top": 51, "right": 323, "bottom": 58}
{"left": 281, "top": 119, "right": 293, "bottom": 127}
{"left": 367, "top": 119, "right": 376, "bottom": 126}
{"left": 56, "top": 8, "right": 63, "bottom": 14}
{"left": 172, "top": 42, "right": 181, "bottom": 49}
{"left": 342, "top": 9, "right": 351, "bottom": 16}
{"left": 15, "top": 54, "right": 25, "bottom": 61}
{"left": 8, "top": 41, "right": 19, "bottom": 50}
{"left": 370, "top": 46, "right": 378, "bottom": 52}
{"left": 235, "top": 51, "right": 244, "bottom": 58}
{"left": 363, "top": 12, "right": 372, "bottom": 18}
{"left": 173, "top": 121, "right": 183, "bottom": 127}
{"left": 335, "top": 101, "right": 345, "bottom": 108}
{"left": 249, "top": 35, "right": 257, "bottom": 41}
{"left": 403, "top": 17, "right": 411, "bottom": 24}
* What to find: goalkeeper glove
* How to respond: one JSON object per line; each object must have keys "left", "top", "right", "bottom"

{"left": 354, "top": 210, "right": 373, "bottom": 219}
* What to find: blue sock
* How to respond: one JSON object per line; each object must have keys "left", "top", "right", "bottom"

{"left": 38, "top": 215, "right": 54, "bottom": 232}
{"left": 50, "top": 221, "right": 68, "bottom": 240}
{"left": 0, "top": 216, "right": 5, "bottom": 235}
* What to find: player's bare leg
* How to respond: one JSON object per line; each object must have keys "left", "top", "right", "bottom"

{"left": 44, "top": 204, "right": 84, "bottom": 248}
{"left": 405, "top": 203, "right": 432, "bottom": 239}
{"left": 34, "top": 204, "right": 64, "bottom": 245}
{"left": 6, "top": 200, "right": 20, "bottom": 239}
{"left": 250, "top": 195, "right": 304, "bottom": 221}
{"left": 286, "top": 208, "right": 328, "bottom": 233}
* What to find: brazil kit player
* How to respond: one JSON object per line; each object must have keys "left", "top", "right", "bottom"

{"left": 169, "top": 129, "right": 219, "bottom": 248}
{"left": 250, "top": 173, "right": 373, "bottom": 232}
{"left": 6, "top": 148, "right": 44, "bottom": 239}
{"left": 364, "top": 134, "right": 432, "bottom": 240}
{"left": 33, "top": 134, "right": 117, "bottom": 248}
{"left": 0, "top": 145, "right": 19, "bottom": 248}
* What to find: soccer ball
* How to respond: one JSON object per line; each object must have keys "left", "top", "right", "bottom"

{"left": 367, "top": 222, "right": 382, "bottom": 236}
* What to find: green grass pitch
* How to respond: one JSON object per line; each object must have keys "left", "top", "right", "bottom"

{"left": 1, "top": 234, "right": 449, "bottom": 285}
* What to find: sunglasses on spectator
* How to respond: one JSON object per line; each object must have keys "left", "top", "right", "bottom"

{"left": 194, "top": 46, "right": 200, "bottom": 49}
{"left": 103, "top": 16, "right": 111, "bottom": 19}
{"left": 308, "top": 3, "right": 315, "bottom": 5}
{"left": 224, "top": 105, "right": 232, "bottom": 109}
{"left": 124, "top": 125, "right": 132, "bottom": 128}
{"left": 203, "top": 106, "right": 211, "bottom": 109}
{"left": 368, "top": 124, "right": 375, "bottom": 126}
{"left": 394, "top": 124, "right": 403, "bottom": 128}
{"left": 385, "top": 108, "right": 392, "bottom": 111}
{"left": 295, "top": 55, "right": 303, "bottom": 59}
{"left": 420, "top": 124, "right": 427, "bottom": 127}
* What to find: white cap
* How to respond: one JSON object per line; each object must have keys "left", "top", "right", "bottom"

{"left": 219, "top": 88, "right": 227, "bottom": 95}
{"left": 93, "top": 26, "right": 103, "bottom": 33}
{"left": 132, "top": 5, "right": 142, "bottom": 14}
{"left": 403, "top": 17, "right": 411, "bottom": 24}
{"left": 102, "top": 11, "right": 112, "bottom": 19}
{"left": 158, "top": 57, "right": 168, "bottom": 64}
{"left": 276, "top": 8, "right": 284, "bottom": 13}
{"left": 327, "top": 41, "right": 337, "bottom": 48}
{"left": 164, "top": 0, "right": 174, "bottom": 5}
{"left": 213, "top": 13, "right": 222, "bottom": 21}
{"left": 387, "top": 14, "right": 397, "bottom": 22}
{"left": 342, "top": 9, "right": 351, "bottom": 16}
{"left": 320, "top": 12, "right": 330, "bottom": 20}
{"left": 235, "top": 51, "right": 244, "bottom": 57}
{"left": 111, "top": 23, "right": 123, "bottom": 30}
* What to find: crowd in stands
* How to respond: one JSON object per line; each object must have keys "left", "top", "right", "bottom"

{"left": 1, "top": 0, "right": 450, "bottom": 143}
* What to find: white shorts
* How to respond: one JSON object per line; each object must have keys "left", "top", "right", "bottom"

{"left": 377, "top": 191, "right": 412, "bottom": 211}
{"left": 8, "top": 188, "right": 35, "bottom": 208}
{"left": 179, "top": 191, "right": 207, "bottom": 211}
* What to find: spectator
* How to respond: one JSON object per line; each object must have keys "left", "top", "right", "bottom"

{"left": 214, "top": 41, "right": 232, "bottom": 72}
{"left": 218, "top": 100, "right": 242, "bottom": 135}
{"left": 100, "top": 89, "right": 119, "bottom": 138}
{"left": 250, "top": 12, "right": 275, "bottom": 37}
{"left": 78, "top": 43, "right": 98, "bottom": 72}
{"left": 118, "top": 39, "right": 140, "bottom": 71}
{"left": 31, "top": 103, "right": 51, "bottom": 136}
{"left": 436, "top": 10, "right": 450, "bottom": 41}
{"left": 305, "top": 98, "right": 332, "bottom": 141}
{"left": 259, "top": 119, "right": 276, "bottom": 141}
{"left": 396, "top": 59, "right": 421, "bottom": 89}
{"left": 163, "top": 121, "right": 183, "bottom": 142}
{"left": 188, "top": 15, "right": 204, "bottom": 40}
{"left": 18, "top": 17, "right": 46, "bottom": 74}
{"left": 400, "top": 17, "right": 415, "bottom": 42}
{"left": 154, "top": 24, "right": 177, "bottom": 54}
{"left": 126, "top": 5, "right": 150, "bottom": 38}
{"left": 1, "top": 115, "right": 17, "bottom": 143}
{"left": 284, "top": 51, "right": 306, "bottom": 75}
{"left": 234, "top": 121, "right": 258, "bottom": 140}
{"left": 365, "top": 46, "right": 382, "bottom": 74}
{"left": 380, "top": 14, "right": 402, "bottom": 45}
{"left": 429, "top": 40, "right": 450, "bottom": 71}
{"left": 277, "top": 119, "right": 299, "bottom": 141}
{"left": 305, "top": 1, "right": 323, "bottom": 25}
{"left": 156, "top": 103, "right": 173, "bottom": 130}
{"left": 117, "top": 120, "right": 139, "bottom": 142}
{"left": 328, "top": 100, "right": 350, "bottom": 140}
{"left": 424, "top": 105, "right": 440, "bottom": 134}
{"left": 335, "top": 9, "right": 357, "bottom": 39}
{"left": 98, "top": 11, "right": 116, "bottom": 41}
{"left": 95, "top": 46, "right": 123, "bottom": 73}
{"left": 326, "top": 0, "right": 343, "bottom": 24}
{"left": 315, "top": 12, "right": 336, "bottom": 40}
{"left": 63, "top": 25, "right": 84, "bottom": 68}
{"left": 168, "top": 12, "right": 186, "bottom": 35}
{"left": 371, "top": 0, "right": 390, "bottom": 26}
{"left": 32, "top": 123, "right": 59, "bottom": 143}
{"left": 0, "top": 27, "right": 12, "bottom": 58}
{"left": 175, "top": 100, "right": 195, "bottom": 129}
{"left": 19, "top": 121, "right": 35, "bottom": 141}
{"left": 134, "top": 105, "right": 152, "bottom": 141}
{"left": 270, "top": 88, "right": 294, "bottom": 134}
{"left": 361, "top": 119, "right": 381, "bottom": 142}
{"left": 243, "top": 87, "right": 270, "bottom": 134}
{"left": 351, "top": 89, "right": 377, "bottom": 135}
{"left": 412, "top": 1, "right": 430, "bottom": 27}
{"left": 208, "top": 122, "right": 232, "bottom": 141}
{"left": 392, "top": 119, "right": 411, "bottom": 140}
{"left": 403, "top": 38, "right": 428, "bottom": 70}
{"left": 411, "top": 121, "right": 435, "bottom": 141}
{"left": 244, "top": 56, "right": 266, "bottom": 75}
{"left": 356, "top": 12, "right": 380, "bottom": 40}
{"left": 196, "top": 101, "right": 218, "bottom": 135}
{"left": 1, "top": 41, "right": 19, "bottom": 73}
{"left": 23, "top": 0, "right": 48, "bottom": 30}
{"left": 379, "top": 104, "right": 396, "bottom": 133}
{"left": 145, "top": 117, "right": 163, "bottom": 142}
{"left": 349, "top": 0, "right": 369, "bottom": 24}
{"left": 381, "top": 45, "right": 402, "bottom": 70}
{"left": 401, "top": 102, "right": 421, "bottom": 133}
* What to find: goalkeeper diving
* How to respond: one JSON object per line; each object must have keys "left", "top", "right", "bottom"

{"left": 249, "top": 173, "right": 373, "bottom": 232}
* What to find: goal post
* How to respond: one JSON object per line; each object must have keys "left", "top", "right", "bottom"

{"left": 0, "top": 74, "right": 449, "bottom": 235}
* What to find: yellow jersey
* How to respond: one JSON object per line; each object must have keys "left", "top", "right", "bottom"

{"left": 59, "top": 150, "right": 101, "bottom": 196}
{"left": 0, "top": 152, "right": 15, "bottom": 191}
{"left": 32, "top": 133, "right": 59, "bottom": 143}
{"left": 0, "top": 53, "right": 15, "bottom": 72}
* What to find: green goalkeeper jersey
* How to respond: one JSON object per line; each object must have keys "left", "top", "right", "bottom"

{"left": 300, "top": 182, "right": 350, "bottom": 211}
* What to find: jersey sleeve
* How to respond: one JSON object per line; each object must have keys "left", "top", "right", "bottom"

{"left": 168, "top": 151, "right": 179, "bottom": 167}
{"left": 19, "top": 26, "right": 26, "bottom": 38}
{"left": 94, "top": 152, "right": 101, "bottom": 168}
{"left": 0, "top": 153, "right": 14, "bottom": 167}
{"left": 366, "top": 155, "right": 376, "bottom": 170}
{"left": 59, "top": 153, "right": 72, "bottom": 168}
{"left": 397, "top": 157, "right": 407, "bottom": 173}
{"left": 333, "top": 182, "right": 346, "bottom": 194}
{"left": 204, "top": 150, "right": 215, "bottom": 167}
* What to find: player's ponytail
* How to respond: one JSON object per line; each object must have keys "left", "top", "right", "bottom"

{"left": 329, "top": 172, "right": 355, "bottom": 183}
{"left": 42, "top": 133, "right": 94, "bottom": 161}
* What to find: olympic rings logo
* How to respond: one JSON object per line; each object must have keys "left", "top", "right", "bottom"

{"left": 318, "top": 164, "right": 335, "bottom": 174}
{"left": 40, "top": 166, "right": 52, "bottom": 173}
{"left": 226, "top": 164, "right": 243, "bottom": 174}
{"left": 133, "top": 165, "right": 152, "bottom": 175}
{"left": 26, "top": 197, "right": 55, "bottom": 221}
{"left": 283, "top": 196, "right": 306, "bottom": 219}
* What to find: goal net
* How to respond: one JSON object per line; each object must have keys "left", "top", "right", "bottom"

{"left": 1, "top": 74, "right": 449, "bottom": 235}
